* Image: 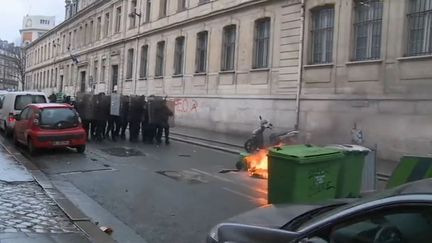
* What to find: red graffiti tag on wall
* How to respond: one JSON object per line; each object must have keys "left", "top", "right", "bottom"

{"left": 175, "top": 98, "right": 199, "bottom": 113}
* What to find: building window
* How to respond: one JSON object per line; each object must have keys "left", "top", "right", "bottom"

{"left": 353, "top": 0, "right": 383, "bottom": 61}
{"left": 101, "top": 59, "right": 106, "bottom": 82}
{"left": 73, "top": 30, "right": 77, "bottom": 49}
{"left": 104, "top": 13, "right": 110, "bottom": 37}
{"left": 407, "top": 0, "right": 432, "bottom": 56}
{"left": 199, "top": 0, "right": 209, "bottom": 5}
{"left": 178, "top": 0, "right": 186, "bottom": 11}
{"left": 79, "top": 26, "right": 83, "bottom": 47}
{"left": 139, "top": 45, "right": 148, "bottom": 78}
{"left": 68, "top": 32, "right": 72, "bottom": 50}
{"left": 70, "top": 64, "right": 74, "bottom": 86}
{"left": 115, "top": 7, "right": 122, "bottom": 33}
{"left": 62, "top": 35, "right": 66, "bottom": 53}
{"left": 145, "top": 0, "right": 151, "bottom": 22}
{"left": 196, "top": 31, "right": 208, "bottom": 73}
{"left": 126, "top": 48, "right": 134, "bottom": 79}
{"left": 130, "top": 0, "right": 137, "bottom": 28}
{"left": 43, "top": 71, "right": 46, "bottom": 88}
{"left": 84, "top": 24, "right": 88, "bottom": 45}
{"left": 155, "top": 41, "right": 165, "bottom": 77}
{"left": 174, "top": 36, "right": 185, "bottom": 75}
{"left": 89, "top": 20, "right": 94, "bottom": 43}
{"left": 160, "top": 0, "right": 167, "bottom": 18}
{"left": 94, "top": 61, "right": 99, "bottom": 83}
{"left": 253, "top": 18, "right": 271, "bottom": 68}
{"left": 222, "top": 25, "right": 236, "bottom": 71}
{"left": 310, "top": 7, "right": 335, "bottom": 64}
{"left": 51, "top": 69, "right": 55, "bottom": 87}
{"left": 97, "top": 17, "right": 102, "bottom": 40}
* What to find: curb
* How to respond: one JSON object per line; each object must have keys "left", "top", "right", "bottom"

{"left": 171, "top": 135, "right": 242, "bottom": 155}
{"left": 170, "top": 131, "right": 244, "bottom": 149}
{"left": 0, "top": 136, "right": 116, "bottom": 243}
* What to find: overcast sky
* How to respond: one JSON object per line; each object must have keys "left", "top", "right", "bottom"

{"left": 0, "top": 0, "right": 65, "bottom": 44}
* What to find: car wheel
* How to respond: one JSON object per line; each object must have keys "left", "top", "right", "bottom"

{"left": 4, "top": 123, "right": 11, "bottom": 137}
{"left": 12, "top": 132, "right": 19, "bottom": 146}
{"left": 76, "top": 145, "right": 86, "bottom": 153}
{"left": 28, "top": 138, "right": 36, "bottom": 155}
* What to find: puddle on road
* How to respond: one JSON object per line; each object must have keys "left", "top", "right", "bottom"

{"left": 156, "top": 170, "right": 208, "bottom": 184}
{"left": 100, "top": 147, "right": 144, "bottom": 157}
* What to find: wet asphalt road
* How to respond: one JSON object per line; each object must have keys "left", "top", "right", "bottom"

{"left": 7, "top": 137, "right": 267, "bottom": 243}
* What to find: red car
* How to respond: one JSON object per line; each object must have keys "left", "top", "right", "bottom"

{"left": 13, "top": 103, "right": 86, "bottom": 154}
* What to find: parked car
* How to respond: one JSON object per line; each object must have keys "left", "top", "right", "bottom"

{"left": 13, "top": 103, "right": 86, "bottom": 154}
{"left": 207, "top": 178, "right": 432, "bottom": 243}
{"left": 0, "top": 92, "right": 48, "bottom": 136}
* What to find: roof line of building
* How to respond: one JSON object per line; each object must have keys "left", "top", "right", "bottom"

{"left": 26, "top": 0, "right": 282, "bottom": 71}
{"left": 19, "top": 28, "right": 54, "bottom": 33}
{"left": 25, "top": 0, "right": 280, "bottom": 50}
{"left": 25, "top": 0, "right": 107, "bottom": 48}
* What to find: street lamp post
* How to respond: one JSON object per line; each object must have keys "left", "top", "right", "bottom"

{"left": 129, "top": 9, "right": 142, "bottom": 95}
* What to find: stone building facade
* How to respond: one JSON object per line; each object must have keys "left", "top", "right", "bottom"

{"left": 24, "top": 0, "right": 303, "bottom": 135}
{"left": 24, "top": 0, "right": 432, "bottom": 161}
{"left": 300, "top": 0, "right": 432, "bottom": 161}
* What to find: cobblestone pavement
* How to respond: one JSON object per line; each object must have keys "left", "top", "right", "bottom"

{"left": 0, "top": 181, "right": 78, "bottom": 234}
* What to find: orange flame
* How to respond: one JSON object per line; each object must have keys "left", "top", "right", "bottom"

{"left": 245, "top": 149, "right": 269, "bottom": 179}
{"left": 244, "top": 143, "right": 285, "bottom": 179}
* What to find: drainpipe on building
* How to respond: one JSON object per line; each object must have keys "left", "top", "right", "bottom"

{"left": 133, "top": 13, "right": 142, "bottom": 95}
{"left": 295, "top": 0, "right": 305, "bottom": 130}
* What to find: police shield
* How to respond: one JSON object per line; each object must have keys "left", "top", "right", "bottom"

{"left": 128, "top": 95, "right": 145, "bottom": 122}
{"left": 75, "top": 93, "right": 95, "bottom": 121}
{"left": 110, "top": 94, "right": 121, "bottom": 116}
{"left": 166, "top": 99, "right": 175, "bottom": 127}
{"left": 147, "top": 96, "right": 164, "bottom": 125}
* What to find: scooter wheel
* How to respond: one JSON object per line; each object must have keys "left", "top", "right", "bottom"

{"left": 244, "top": 139, "right": 258, "bottom": 153}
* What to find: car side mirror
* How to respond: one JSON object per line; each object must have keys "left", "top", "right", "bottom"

{"left": 14, "top": 114, "right": 20, "bottom": 121}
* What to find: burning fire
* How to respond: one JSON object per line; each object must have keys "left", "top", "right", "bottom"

{"left": 244, "top": 143, "right": 285, "bottom": 179}
{"left": 245, "top": 149, "right": 269, "bottom": 179}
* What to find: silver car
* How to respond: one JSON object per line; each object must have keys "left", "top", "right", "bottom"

{"left": 208, "top": 179, "right": 432, "bottom": 243}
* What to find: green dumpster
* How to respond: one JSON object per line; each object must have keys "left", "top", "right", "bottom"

{"left": 326, "top": 145, "right": 370, "bottom": 198}
{"left": 268, "top": 145, "right": 344, "bottom": 204}
{"left": 386, "top": 156, "right": 432, "bottom": 189}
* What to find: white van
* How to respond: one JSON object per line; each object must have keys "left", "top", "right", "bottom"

{"left": 0, "top": 92, "right": 48, "bottom": 136}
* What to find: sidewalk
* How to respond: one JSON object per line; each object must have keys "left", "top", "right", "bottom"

{"left": 0, "top": 146, "right": 91, "bottom": 242}
{"left": 171, "top": 126, "right": 247, "bottom": 148}
{"left": 171, "top": 126, "right": 398, "bottom": 180}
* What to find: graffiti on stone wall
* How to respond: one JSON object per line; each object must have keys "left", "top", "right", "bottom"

{"left": 175, "top": 98, "right": 199, "bottom": 113}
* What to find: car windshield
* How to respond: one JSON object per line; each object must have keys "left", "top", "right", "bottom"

{"left": 40, "top": 108, "right": 78, "bottom": 128}
{"left": 14, "top": 95, "right": 46, "bottom": 110}
{"left": 296, "top": 185, "right": 407, "bottom": 231}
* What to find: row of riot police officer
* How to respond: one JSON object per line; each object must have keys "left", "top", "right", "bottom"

{"left": 75, "top": 93, "right": 174, "bottom": 144}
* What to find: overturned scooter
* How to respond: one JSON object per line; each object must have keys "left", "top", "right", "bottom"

{"left": 244, "top": 116, "right": 299, "bottom": 153}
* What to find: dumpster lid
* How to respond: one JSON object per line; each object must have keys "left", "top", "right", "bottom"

{"left": 269, "top": 144, "right": 344, "bottom": 163}
{"left": 325, "top": 144, "right": 371, "bottom": 152}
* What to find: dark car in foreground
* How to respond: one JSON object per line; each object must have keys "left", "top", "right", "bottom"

{"left": 208, "top": 179, "right": 432, "bottom": 243}
{"left": 13, "top": 103, "right": 86, "bottom": 154}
